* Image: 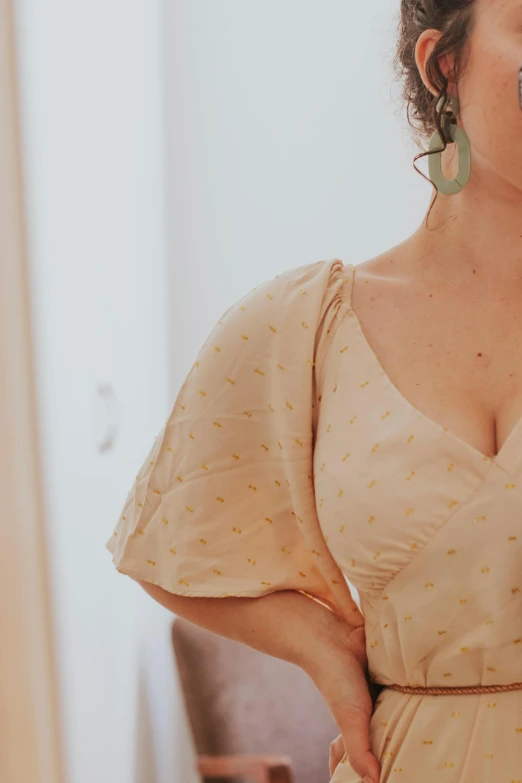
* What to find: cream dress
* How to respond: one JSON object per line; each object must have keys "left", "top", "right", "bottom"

{"left": 106, "top": 258, "right": 522, "bottom": 782}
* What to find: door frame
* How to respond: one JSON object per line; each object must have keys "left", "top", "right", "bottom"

{"left": 0, "top": 2, "right": 65, "bottom": 781}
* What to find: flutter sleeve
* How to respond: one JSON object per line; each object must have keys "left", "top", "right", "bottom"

{"left": 105, "top": 258, "right": 363, "bottom": 623}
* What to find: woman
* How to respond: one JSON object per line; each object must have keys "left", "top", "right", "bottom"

{"left": 106, "top": 1, "right": 522, "bottom": 781}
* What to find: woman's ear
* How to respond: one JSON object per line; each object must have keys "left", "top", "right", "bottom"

{"left": 415, "top": 28, "right": 453, "bottom": 97}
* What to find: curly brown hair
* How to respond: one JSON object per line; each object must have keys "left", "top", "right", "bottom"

{"left": 391, "top": 0, "right": 477, "bottom": 227}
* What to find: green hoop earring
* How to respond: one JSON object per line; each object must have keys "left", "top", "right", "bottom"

{"left": 428, "top": 94, "right": 471, "bottom": 195}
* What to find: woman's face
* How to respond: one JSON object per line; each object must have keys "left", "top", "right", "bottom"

{"left": 417, "top": 0, "right": 522, "bottom": 191}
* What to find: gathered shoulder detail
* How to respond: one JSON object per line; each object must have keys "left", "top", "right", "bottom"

{"left": 313, "top": 259, "right": 354, "bottom": 388}
{"left": 334, "top": 259, "right": 355, "bottom": 306}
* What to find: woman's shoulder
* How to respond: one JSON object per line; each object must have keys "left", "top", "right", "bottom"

{"left": 240, "top": 257, "right": 355, "bottom": 318}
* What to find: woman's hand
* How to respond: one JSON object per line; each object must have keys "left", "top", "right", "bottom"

{"left": 302, "top": 623, "right": 382, "bottom": 783}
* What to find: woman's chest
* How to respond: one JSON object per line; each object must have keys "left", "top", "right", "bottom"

{"left": 347, "top": 266, "right": 522, "bottom": 461}
{"left": 313, "top": 301, "right": 522, "bottom": 597}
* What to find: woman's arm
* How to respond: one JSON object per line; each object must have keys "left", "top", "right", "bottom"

{"left": 138, "top": 580, "right": 349, "bottom": 667}
{"left": 137, "top": 580, "right": 381, "bottom": 783}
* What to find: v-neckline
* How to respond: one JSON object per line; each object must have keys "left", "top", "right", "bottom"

{"left": 342, "top": 261, "right": 522, "bottom": 478}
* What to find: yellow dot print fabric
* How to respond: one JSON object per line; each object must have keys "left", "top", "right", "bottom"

{"left": 106, "top": 259, "right": 362, "bottom": 624}
{"left": 106, "top": 258, "right": 522, "bottom": 782}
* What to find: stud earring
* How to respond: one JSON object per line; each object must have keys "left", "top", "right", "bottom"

{"left": 427, "top": 94, "right": 471, "bottom": 195}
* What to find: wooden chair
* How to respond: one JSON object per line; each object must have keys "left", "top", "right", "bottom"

{"left": 172, "top": 615, "right": 341, "bottom": 783}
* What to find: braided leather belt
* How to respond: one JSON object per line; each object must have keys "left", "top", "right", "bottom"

{"left": 376, "top": 681, "right": 522, "bottom": 695}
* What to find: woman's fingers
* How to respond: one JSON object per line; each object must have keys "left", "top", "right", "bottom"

{"left": 329, "top": 734, "right": 345, "bottom": 777}
{"left": 337, "top": 705, "right": 381, "bottom": 783}
{"left": 334, "top": 663, "right": 381, "bottom": 783}
{"left": 329, "top": 729, "right": 380, "bottom": 783}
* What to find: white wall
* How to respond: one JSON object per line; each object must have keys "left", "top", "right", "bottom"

{"left": 163, "top": 1, "right": 427, "bottom": 406}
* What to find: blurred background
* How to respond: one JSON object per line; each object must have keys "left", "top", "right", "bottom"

{"left": 1, "top": 1, "right": 431, "bottom": 782}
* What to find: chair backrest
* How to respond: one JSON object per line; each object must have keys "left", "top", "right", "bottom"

{"left": 172, "top": 615, "right": 340, "bottom": 783}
